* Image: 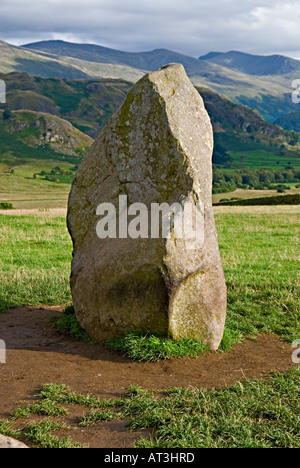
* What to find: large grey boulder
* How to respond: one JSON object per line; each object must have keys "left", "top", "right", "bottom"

{"left": 67, "top": 63, "right": 227, "bottom": 350}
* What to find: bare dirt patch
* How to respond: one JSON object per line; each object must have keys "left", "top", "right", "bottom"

{"left": 0, "top": 306, "right": 296, "bottom": 448}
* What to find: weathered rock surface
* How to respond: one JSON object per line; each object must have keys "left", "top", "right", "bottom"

{"left": 67, "top": 63, "right": 227, "bottom": 350}
{"left": 0, "top": 434, "right": 28, "bottom": 448}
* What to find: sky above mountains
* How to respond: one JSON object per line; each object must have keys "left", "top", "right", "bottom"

{"left": 2, "top": 0, "right": 300, "bottom": 59}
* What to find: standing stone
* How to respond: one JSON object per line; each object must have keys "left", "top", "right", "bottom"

{"left": 67, "top": 63, "right": 227, "bottom": 350}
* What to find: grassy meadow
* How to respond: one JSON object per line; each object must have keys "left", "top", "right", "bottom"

{"left": 0, "top": 206, "right": 299, "bottom": 344}
{"left": 0, "top": 162, "right": 73, "bottom": 210}
{"left": 0, "top": 214, "right": 72, "bottom": 312}
{"left": 2, "top": 165, "right": 300, "bottom": 209}
{"left": 0, "top": 204, "right": 299, "bottom": 448}
{"left": 0, "top": 55, "right": 300, "bottom": 448}
{"left": 229, "top": 150, "right": 300, "bottom": 169}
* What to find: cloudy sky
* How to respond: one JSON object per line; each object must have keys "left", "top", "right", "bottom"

{"left": 2, "top": 0, "right": 300, "bottom": 59}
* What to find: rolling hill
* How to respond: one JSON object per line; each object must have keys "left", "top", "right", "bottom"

{"left": 199, "top": 87, "right": 300, "bottom": 168}
{"left": 199, "top": 50, "right": 300, "bottom": 76}
{"left": 0, "top": 40, "right": 90, "bottom": 79}
{"left": 1, "top": 41, "right": 300, "bottom": 209}
{"left": 0, "top": 72, "right": 131, "bottom": 137}
{"left": 0, "top": 108, "right": 93, "bottom": 166}
{"left": 0, "top": 107, "right": 94, "bottom": 209}
{"left": 3, "top": 39, "right": 296, "bottom": 123}
{"left": 1, "top": 72, "right": 300, "bottom": 169}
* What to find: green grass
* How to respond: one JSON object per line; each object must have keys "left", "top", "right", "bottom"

{"left": 105, "top": 328, "right": 241, "bottom": 362}
{"left": 39, "top": 382, "right": 123, "bottom": 409}
{"left": 106, "top": 333, "right": 210, "bottom": 362}
{"left": 214, "top": 194, "right": 300, "bottom": 206}
{"left": 0, "top": 161, "right": 72, "bottom": 209}
{"left": 0, "top": 210, "right": 299, "bottom": 348}
{"left": 1, "top": 370, "right": 299, "bottom": 448}
{"left": 129, "top": 369, "right": 300, "bottom": 448}
{"left": 0, "top": 210, "right": 299, "bottom": 349}
{"left": 11, "top": 400, "right": 68, "bottom": 419}
{"left": 0, "top": 215, "right": 72, "bottom": 312}
{"left": 0, "top": 420, "right": 22, "bottom": 439}
{"left": 78, "top": 410, "right": 116, "bottom": 427}
{"left": 229, "top": 150, "right": 300, "bottom": 169}
{"left": 0, "top": 418, "right": 83, "bottom": 449}
{"left": 22, "top": 420, "right": 83, "bottom": 449}
{"left": 0, "top": 202, "right": 13, "bottom": 209}
{"left": 217, "top": 212, "right": 300, "bottom": 342}
{"left": 51, "top": 305, "right": 97, "bottom": 345}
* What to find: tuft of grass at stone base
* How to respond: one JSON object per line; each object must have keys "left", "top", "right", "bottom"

{"left": 53, "top": 305, "right": 242, "bottom": 361}
{"left": 105, "top": 328, "right": 242, "bottom": 362}
{"left": 51, "top": 304, "right": 97, "bottom": 345}
{"left": 105, "top": 333, "right": 208, "bottom": 362}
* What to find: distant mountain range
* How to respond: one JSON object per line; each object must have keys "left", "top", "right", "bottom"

{"left": 199, "top": 50, "right": 300, "bottom": 76}
{"left": 0, "top": 40, "right": 299, "bottom": 124}
{"left": 0, "top": 39, "right": 300, "bottom": 172}
{"left": 1, "top": 71, "right": 300, "bottom": 170}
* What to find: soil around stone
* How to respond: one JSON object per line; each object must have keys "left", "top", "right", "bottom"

{"left": 0, "top": 306, "right": 296, "bottom": 448}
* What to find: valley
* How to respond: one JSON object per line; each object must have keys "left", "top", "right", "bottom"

{"left": 1, "top": 41, "right": 300, "bottom": 210}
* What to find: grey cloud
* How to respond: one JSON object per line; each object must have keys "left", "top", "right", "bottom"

{"left": 1, "top": 0, "right": 300, "bottom": 58}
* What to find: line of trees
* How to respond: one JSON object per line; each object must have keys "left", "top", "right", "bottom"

{"left": 213, "top": 168, "right": 300, "bottom": 193}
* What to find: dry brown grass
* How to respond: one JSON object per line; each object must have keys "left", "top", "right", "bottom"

{"left": 2, "top": 205, "right": 299, "bottom": 217}
{"left": 212, "top": 187, "right": 300, "bottom": 204}
{"left": 0, "top": 208, "right": 67, "bottom": 217}
{"left": 213, "top": 205, "right": 300, "bottom": 215}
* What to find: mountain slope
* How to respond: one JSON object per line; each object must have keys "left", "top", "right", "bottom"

{"left": 0, "top": 108, "right": 93, "bottom": 166}
{"left": 1, "top": 72, "right": 299, "bottom": 169}
{"left": 274, "top": 110, "right": 300, "bottom": 132}
{"left": 0, "top": 72, "right": 131, "bottom": 137}
{"left": 199, "top": 50, "right": 300, "bottom": 76}
{"left": 24, "top": 40, "right": 220, "bottom": 71}
{"left": 197, "top": 87, "right": 300, "bottom": 167}
{"left": 0, "top": 40, "right": 90, "bottom": 79}
{"left": 21, "top": 40, "right": 298, "bottom": 122}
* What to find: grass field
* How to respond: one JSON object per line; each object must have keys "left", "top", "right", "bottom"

{"left": 229, "top": 150, "right": 300, "bottom": 169}
{"left": 2, "top": 166, "right": 300, "bottom": 210}
{"left": 0, "top": 207, "right": 299, "bottom": 448}
{"left": 212, "top": 187, "right": 300, "bottom": 204}
{"left": 0, "top": 162, "right": 72, "bottom": 209}
{"left": 0, "top": 214, "right": 72, "bottom": 312}
{"left": 0, "top": 207, "right": 299, "bottom": 343}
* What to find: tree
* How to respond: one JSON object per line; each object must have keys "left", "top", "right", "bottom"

{"left": 3, "top": 109, "right": 11, "bottom": 121}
